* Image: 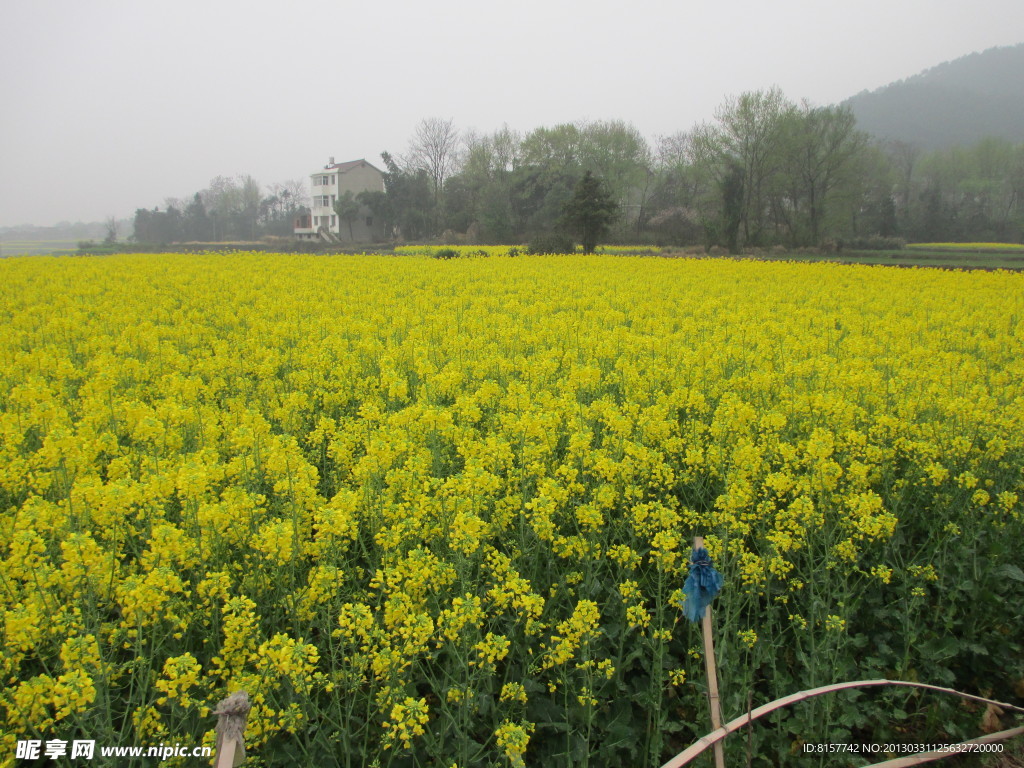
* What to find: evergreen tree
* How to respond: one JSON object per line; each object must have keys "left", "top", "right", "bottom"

{"left": 560, "top": 171, "right": 617, "bottom": 254}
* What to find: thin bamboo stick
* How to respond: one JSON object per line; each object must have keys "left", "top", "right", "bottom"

{"left": 694, "top": 535, "right": 726, "bottom": 768}
{"left": 660, "top": 679, "right": 1024, "bottom": 768}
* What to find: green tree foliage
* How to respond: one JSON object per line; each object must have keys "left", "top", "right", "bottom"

{"left": 777, "top": 103, "right": 868, "bottom": 246}
{"left": 380, "top": 151, "right": 435, "bottom": 240}
{"left": 259, "top": 180, "right": 308, "bottom": 238}
{"left": 719, "top": 161, "right": 745, "bottom": 254}
{"left": 132, "top": 206, "right": 182, "bottom": 244}
{"left": 647, "top": 132, "right": 716, "bottom": 244}
{"left": 333, "top": 191, "right": 362, "bottom": 241}
{"left": 692, "top": 88, "right": 794, "bottom": 248}
{"left": 458, "top": 127, "right": 521, "bottom": 242}
{"left": 517, "top": 121, "right": 650, "bottom": 240}
{"left": 131, "top": 176, "right": 308, "bottom": 244}
{"left": 443, "top": 121, "right": 651, "bottom": 243}
{"left": 560, "top": 171, "right": 618, "bottom": 253}
{"left": 127, "top": 87, "right": 1024, "bottom": 248}
{"left": 907, "top": 138, "right": 1024, "bottom": 241}
{"left": 183, "top": 193, "right": 212, "bottom": 241}
{"left": 688, "top": 90, "right": 875, "bottom": 248}
{"left": 357, "top": 190, "right": 393, "bottom": 239}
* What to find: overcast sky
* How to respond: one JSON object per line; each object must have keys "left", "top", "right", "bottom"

{"left": 1, "top": 0, "right": 1022, "bottom": 228}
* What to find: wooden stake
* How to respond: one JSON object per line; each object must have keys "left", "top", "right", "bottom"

{"left": 694, "top": 536, "right": 726, "bottom": 768}
{"left": 215, "top": 742, "right": 237, "bottom": 768}
{"left": 213, "top": 690, "right": 250, "bottom": 768}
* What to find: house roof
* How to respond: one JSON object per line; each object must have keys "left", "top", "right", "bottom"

{"left": 323, "top": 158, "right": 384, "bottom": 175}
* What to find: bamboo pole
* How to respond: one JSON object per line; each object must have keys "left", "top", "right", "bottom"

{"left": 660, "top": 679, "right": 1024, "bottom": 768}
{"left": 693, "top": 535, "right": 726, "bottom": 768}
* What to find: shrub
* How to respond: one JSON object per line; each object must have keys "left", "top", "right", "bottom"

{"left": 526, "top": 233, "right": 575, "bottom": 255}
{"left": 433, "top": 248, "right": 459, "bottom": 260}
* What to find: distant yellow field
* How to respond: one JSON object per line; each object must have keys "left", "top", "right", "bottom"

{"left": 1, "top": 252, "right": 1022, "bottom": 765}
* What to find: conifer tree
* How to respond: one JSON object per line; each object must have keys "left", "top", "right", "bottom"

{"left": 561, "top": 171, "right": 618, "bottom": 254}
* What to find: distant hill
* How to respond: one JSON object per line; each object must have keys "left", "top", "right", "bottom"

{"left": 844, "top": 44, "right": 1024, "bottom": 150}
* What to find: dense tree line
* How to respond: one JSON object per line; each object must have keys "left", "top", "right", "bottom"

{"left": 893, "top": 137, "right": 1024, "bottom": 243}
{"left": 133, "top": 176, "right": 308, "bottom": 244}
{"left": 380, "top": 97, "right": 1024, "bottom": 250}
{"left": 132, "top": 90, "right": 1024, "bottom": 248}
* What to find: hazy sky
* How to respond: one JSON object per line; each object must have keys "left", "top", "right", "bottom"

{"left": 1, "top": 0, "right": 1022, "bottom": 228}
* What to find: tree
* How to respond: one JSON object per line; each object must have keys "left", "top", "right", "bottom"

{"left": 408, "top": 117, "right": 460, "bottom": 228}
{"left": 887, "top": 140, "right": 921, "bottom": 225}
{"left": 719, "top": 161, "right": 745, "bottom": 253}
{"left": 132, "top": 206, "right": 182, "bottom": 244}
{"left": 239, "top": 175, "right": 262, "bottom": 241}
{"left": 561, "top": 171, "right": 618, "bottom": 253}
{"left": 333, "top": 191, "right": 361, "bottom": 241}
{"left": 647, "top": 131, "right": 717, "bottom": 245}
{"left": 519, "top": 121, "right": 651, "bottom": 237}
{"left": 357, "top": 190, "right": 393, "bottom": 238}
{"left": 260, "top": 179, "right": 308, "bottom": 236}
{"left": 103, "top": 216, "right": 119, "bottom": 244}
{"left": 380, "top": 151, "right": 435, "bottom": 240}
{"left": 578, "top": 120, "right": 652, "bottom": 234}
{"left": 778, "top": 103, "right": 867, "bottom": 245}
{"left": 509, "top": 165, "right": 577, "bottom": 239}
{"left": 202, "top": 176, "right": 243, "bottom": 240}
{"left": 180, "top": 193, "right": 207, "bottom": 241}
{"left": 458, "top": 127, "right": 521, "bottom": 241}
{"left": 693, "top": 88, "right": 795, "bottom": 247}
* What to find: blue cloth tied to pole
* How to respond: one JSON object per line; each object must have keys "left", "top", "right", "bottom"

{"left": 682, "top": 546, "right": 723, "bottom": 623}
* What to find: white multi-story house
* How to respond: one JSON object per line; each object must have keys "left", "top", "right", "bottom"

{"left": 294, "top": 158, "right": 386, "bottom": 242}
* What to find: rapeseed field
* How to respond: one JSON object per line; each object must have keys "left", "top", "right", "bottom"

{"left": 1, "top": 252, "right": 1022, "bottom": 766}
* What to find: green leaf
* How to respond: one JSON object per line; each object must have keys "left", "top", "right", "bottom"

{"left": 996, "top": 563, "right": 1024, "bottom": 582}
{"left": 919, "top": 636, "right": 959, "bottom": 661}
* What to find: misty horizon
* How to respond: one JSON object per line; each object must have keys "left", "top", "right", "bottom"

{"left": 2, "top": 0, "right": 1023, "bottom": 229}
